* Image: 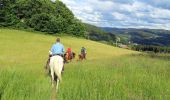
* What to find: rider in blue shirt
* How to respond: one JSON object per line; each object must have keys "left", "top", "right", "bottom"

{"left": 45, "top": 38, "right": 65, "bottom": 73}
{"left": 51, "top": 38, "right": 65, "bottom": 55}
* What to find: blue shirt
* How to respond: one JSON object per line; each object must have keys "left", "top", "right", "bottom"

{"left": 51, "top": 42, "right": 65, "bottom": 55}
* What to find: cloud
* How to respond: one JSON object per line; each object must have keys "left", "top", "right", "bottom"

{"left": 61, "top": 0, "right": 170, "bottom": 30}
{"left": 99, "top": 0, "right": 134, "bottom": 4}
{"left": 139, "top": 0, "right": 170, "bottom": 10}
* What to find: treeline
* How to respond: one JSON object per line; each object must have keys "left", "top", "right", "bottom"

{"left": 131, "top": 45, "right": 170, "bottom": 53}
{"left": 0, "top": 0, "right": 85, "bottom": 36}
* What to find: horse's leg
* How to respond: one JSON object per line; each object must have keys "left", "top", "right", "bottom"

{"left": 70, "top": 56, "right": 72, "bottom": 62}
{"left": 51, "top": 76, "right": 54, "bottom": 88}
{"left": 70, "top": 53, "right": 73, "bottom": 62}
{"left": 56, "top": 78, "right": 59, "bottom": 92}
{"left": 83, "top": 53, "right": 85, "bottom": 59}
{"left": 62, "top": 64, "right": 64, "bottom": 74}
{"left": 50, "top": 67, "right": 55, "bottom": 87}
{"left": 80, "top": 55, "right": 83, "bottom": 61}
{"left": 84, "top": 53, "right": 86, "bottom": 59}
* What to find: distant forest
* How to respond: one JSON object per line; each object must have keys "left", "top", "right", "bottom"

{"left": 131, "top": 45, "right": 170, "bottom": 53}
{"left": 101, "top": 27, "right": 170, "bottom": 46}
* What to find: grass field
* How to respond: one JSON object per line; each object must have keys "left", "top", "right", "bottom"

{"left": 0, "top": 29, "right": 170, "bottom": 100}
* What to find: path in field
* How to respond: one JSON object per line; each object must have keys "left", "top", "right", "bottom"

{"left": 51, "top": 86, "right": 56, "bottom": 100}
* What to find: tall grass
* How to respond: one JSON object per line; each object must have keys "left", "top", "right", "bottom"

{"left": 57, "top": 54, "right": 170, "bottom": 100}
{"left": 0, "top": 29, "right": 170, "bottom": 100}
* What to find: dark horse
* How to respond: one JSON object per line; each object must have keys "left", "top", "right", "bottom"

{"left": 64, "top": 52, "right": 76, "bottom": 63}
{"left": 77, "top": 53, "right": 86, "bottom": 61}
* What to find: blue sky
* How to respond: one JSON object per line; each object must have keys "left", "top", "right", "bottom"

{"left": 59, "top": 0, "right": 170, "bottom": 30}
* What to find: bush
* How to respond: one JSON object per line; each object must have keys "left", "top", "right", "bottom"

{"left": 66, "top": 20, "right": 85, "bottom": 37}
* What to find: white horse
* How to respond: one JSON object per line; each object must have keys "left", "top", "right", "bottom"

{"left": 49, "top": 55, "right": 63, "bottom": 91}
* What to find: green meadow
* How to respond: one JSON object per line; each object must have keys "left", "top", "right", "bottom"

{"left": 0, "top": 29, "right": 170, "bottom": 100}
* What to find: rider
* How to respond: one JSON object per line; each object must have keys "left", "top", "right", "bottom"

{"left": 50, "top": 38, "right": 65, "bottom": 57}
{"left": 66, "top": 47, "right": 73, "bottom": 60}
{"left": 81, "top": 47, "right": 86, "bottom": 59}
{"left": 67, "top": 47, "right": 72, "bottom": 54}
{"left": 49, "top": 38, "right": 65, "bottom": 73}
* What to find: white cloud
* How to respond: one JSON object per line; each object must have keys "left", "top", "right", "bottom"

{"left": 61, "top": 0, "right": 170, "bottom": 30}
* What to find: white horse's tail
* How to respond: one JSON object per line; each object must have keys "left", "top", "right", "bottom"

{"left": 49, "top": 55, "right": 63, "bottom": 81}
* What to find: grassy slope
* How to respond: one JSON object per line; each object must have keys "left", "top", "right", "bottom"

{"left": 0, "top": 29, "right": 170, "bottom": 100}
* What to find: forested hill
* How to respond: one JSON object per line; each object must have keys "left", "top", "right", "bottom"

{"left": 0, "top": 0, "right": 84, "bottom": 36}
{"left": 101, "top": 27, "right": 170, "bottom": 46}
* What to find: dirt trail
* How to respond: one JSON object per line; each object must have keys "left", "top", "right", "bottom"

{"left": 51, "top": 84, "right": 57, "bottom": 100}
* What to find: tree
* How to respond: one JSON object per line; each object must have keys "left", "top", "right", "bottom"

{"left": 66, "top": 19, "right": 85, "bottom": 36}
{"left": 0, "top": 0, "right": 85, "bottom": 36}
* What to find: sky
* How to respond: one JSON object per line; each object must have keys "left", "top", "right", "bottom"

{"left": 57, "top": 0, "right": 170, "bottom": 30}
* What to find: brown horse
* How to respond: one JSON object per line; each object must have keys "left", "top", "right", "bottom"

{"left": 77, "top": 53, "right": 86, "bottom": 61}
{"left": 64, "top": 52, "right": 75, "bottom": 63}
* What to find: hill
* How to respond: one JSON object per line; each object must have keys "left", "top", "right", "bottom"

{"left": 84, "top": 23, "right": 116, "bottom": 44}
{"left": 0, "top": 29, "right": 170, "bottom": 100}
{"left": 101, "top": 27, "right": 170, "bottom": 46}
